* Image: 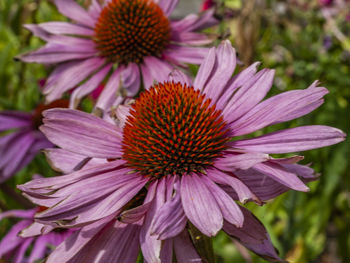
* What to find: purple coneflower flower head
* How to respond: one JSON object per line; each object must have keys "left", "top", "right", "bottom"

{"left": 0, "top": 100, "right": 68, "bottom": 182}
{"left": 17, "top": 0, "right": 217, "bottom": 110}
{"left": 0, "top": 208, "right": 73, "bottom": 263}
{"left": 18, "top": 41, "right": 346, "bottom": 262}
{"left": 319, "top": 0, "right": 334, "bottom": 7}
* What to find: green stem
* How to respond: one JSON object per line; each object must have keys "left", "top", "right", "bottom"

{"left": 188, "top": 223, "right": 216, "bottom": 263}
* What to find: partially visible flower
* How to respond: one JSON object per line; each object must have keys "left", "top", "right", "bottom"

{"left": 18, "top": 41, "right": 346, "bottom": 262}
{"left": 323, "top": 35, "right": 333, "bottom": 50}
{"left": 201, "top": 0, "right": 216, "bottom": 11}
{"left": 17, "top": 0, "right": 217, "bottom": 110}
{"left": 0, "top": 209, "right": 73, "bottom": 263}
{"left": 319, "top": 0, "right": 334, "bottom": 7}
{"left": 0, "top": 100, "right": 68, "bottom": 182}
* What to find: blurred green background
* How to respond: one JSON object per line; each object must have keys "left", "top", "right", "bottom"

{"left": 0, "top": 0, "right": 349, "bottom": 262}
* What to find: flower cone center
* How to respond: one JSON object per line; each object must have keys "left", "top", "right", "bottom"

{"left": 94, "top": 0, "right": 171, "bottom": 65}
{"left": 32, "top": 99, "right": 69, "bottom": 129}
{"left": 122, "top": 82, "right": 230, "bottom": 178}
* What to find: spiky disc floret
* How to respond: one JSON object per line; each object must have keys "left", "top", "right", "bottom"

{"left": 94, "top": 0, "right": 171, "bottom": 65}
{"left": 122, "top": 82, "right": 230, "bottom": 178}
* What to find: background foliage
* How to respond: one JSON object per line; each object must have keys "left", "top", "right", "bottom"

{"left": 0, "top": 0, "right": 349, "bottom": 262}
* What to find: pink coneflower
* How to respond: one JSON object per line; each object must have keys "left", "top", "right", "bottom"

{"left": 17, "top": 0, "right": 217, "bottom": 109}
{"left": 0, "top": 100, "right": 68, "bottom": 182}
{"left": 0, "top": 209, "right": 73, "bottom": 263}
{"left": 18, "top": 41, "right": 346, "bottom": 262}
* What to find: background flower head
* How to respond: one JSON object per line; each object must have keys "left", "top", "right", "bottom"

{"left": 0, "top": 209, "right": 73, "bottom": 263}
{"left": 17, "top": 0, "right": 217, "bottom": 111}
{"left": 0, "top": 100, "right": 68, "bottom": 182}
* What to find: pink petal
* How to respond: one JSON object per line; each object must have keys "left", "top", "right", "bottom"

{"left": 70, "top": 64, "right": 112, "bottom": 108}
{"left": 158, "top": 0, "right": 178, "bottom": 15}
{"left": 173, "top": 230, "right": 202, "bottom": 262}
{"left": 180, "top": 173, "right": 223, "bottom": 236}
{"left": 222, "top": 69, "right": 275, "bottom": 123}
{"left": 40, "top": 108, "right": 122, "bottom": 158}
{"left": 151, "top": 188, "right": 187, "bottom": 239}
{"left": 37, "top": 22, "right": 94, "bottom": 36}
{"left": 207, "top": 168, "right": 259, "bottom": 204}
{"left": 140, "top": 179, "right": 167, "bottom": 263}
{"left": 193, "top": 47, "right": 216, "bottom": 92}
{"left": 229, "top": 85, "right": 329, "bottom": 136}
{"left": 214, "top": 152, "right": 269, "bottom": 171}
{"left": 223, "top": 207, "right": 287, "bottom": 263}
{"left": 168, "top": 69, "right": 193, "bottom": 86}
{"left": 164, "top": 45, "right": 209, "bottom": 64}
{"left": 254, "top": 162, "right": 309, "bottom": 192}
{"left": 54, "top": 0, "right": 96, "bottom": 28}
{"left": 203, "top": 40, "right": 237, "bottom": 104}
{"left": 233, "top": 125, "right": 346, "bottom": 153}
{"left": 202, "top": 175, "right": 244, "bottom": 227}
{"left": 44, "top": 57, "right": 105, "bottom": 102}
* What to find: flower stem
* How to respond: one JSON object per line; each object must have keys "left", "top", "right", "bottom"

{"left": 188, "top": 222, "right": 216, "bottom": 263}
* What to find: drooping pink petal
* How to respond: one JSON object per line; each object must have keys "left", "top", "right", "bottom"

{"left": 173, "top": 230, "right": 202, "bottom": 263}
{"left": 0, "top": 131, "right": 36, "bottom": 179}
{"left": 46, "top": 214, "right": 115, "bottom": 263}
{"left": 232, "top": 125, "right": 346, "bottom": 153}
{"left": 180, "top": 173, "right": 223, "bottom": 236}
{"left": 119, "top": 181, "right": 158, "bottom": 224}
{"left": 232, "top": 168, "right": 291, "bottom": 201}
{"left": 201, "top": 175, "right": 244, "bottom": 227}
{"left": 27, "top": 235, "right": 51, "bottom": 263}
{"left": 140, "top": 179, "right": 167, "bottom": 263}
{"left": 206, "top": 168, "right": 260, "bottom": 204}
{"left": 13, "top": 237, "right": 33, "bottom": 263}
{"left": 254, "top": 162, "right": 309, "bottom": 192}
{"left": 0, "top": 220, "right": 31, "bottom": 257}
{"left": 223, "top": 207, "right": 287, "bottom": 263}
{"left": 68, "top": 221, "right": 141, "bottom": 263}
{"left": 151, "top": 187, "right": 187, "bottom": 240}
{"left": 160, "top": 239, "right": 173, "bottom": 263}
